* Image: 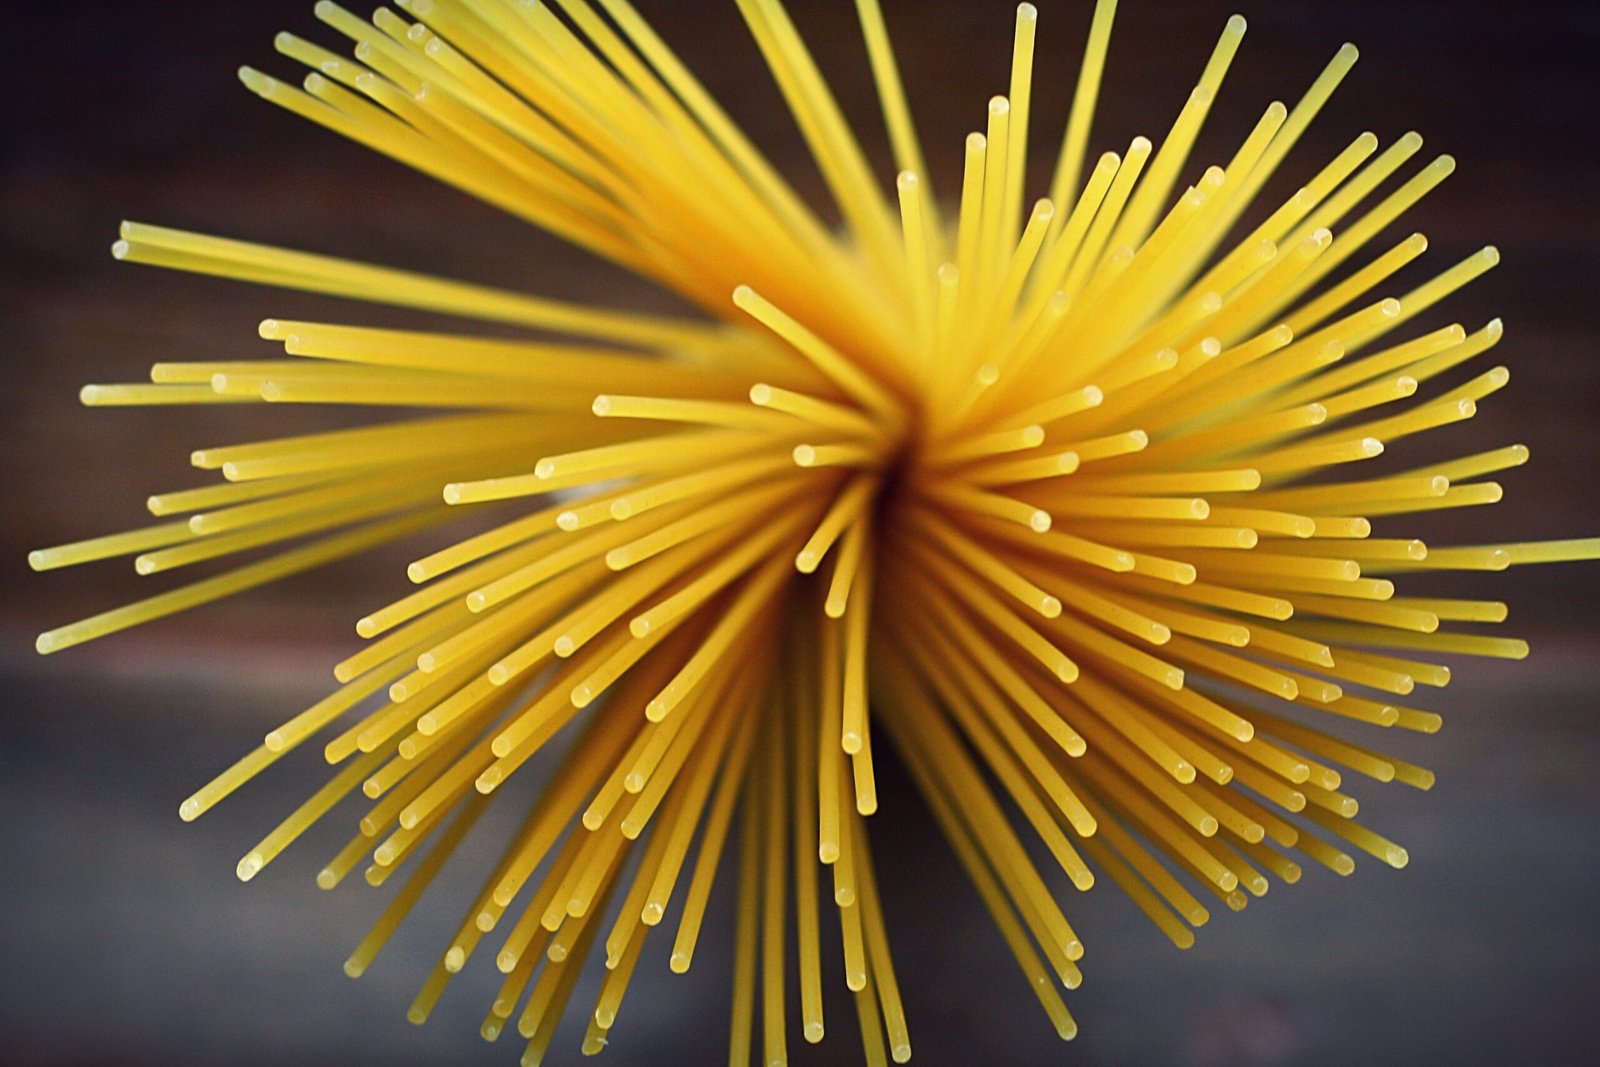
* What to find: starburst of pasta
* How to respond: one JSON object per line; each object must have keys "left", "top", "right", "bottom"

{"left": 33, "top": 1, "right": 1600, "bottom": 1064}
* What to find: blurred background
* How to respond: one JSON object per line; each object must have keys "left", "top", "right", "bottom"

{"left": 3, "top": 1, "right": 1599, "bottom": 1063}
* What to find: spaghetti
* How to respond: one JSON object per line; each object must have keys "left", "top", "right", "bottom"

{"left": 34, "top": 1, "right": 1600, "bottom": 1063}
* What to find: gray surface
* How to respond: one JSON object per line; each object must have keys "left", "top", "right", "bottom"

{"left": 2, "top": 636, "right": 1598, "bottom": 1066}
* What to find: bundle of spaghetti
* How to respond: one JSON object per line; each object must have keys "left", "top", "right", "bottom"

{"left": 34, "top": 0, "right": 1600, "bottom": 1063}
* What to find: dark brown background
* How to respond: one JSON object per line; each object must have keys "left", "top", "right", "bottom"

{"left": 3, "top": 1, "right": 1598, "bottom": 1065}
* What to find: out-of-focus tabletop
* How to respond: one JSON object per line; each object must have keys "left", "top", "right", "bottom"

{"left": 3, "top": 2, "right": 1599, "bottom": 1065}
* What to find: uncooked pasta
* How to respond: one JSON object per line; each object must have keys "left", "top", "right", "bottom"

{"left": 33, "top": 1, "right": 1600, "bottom": 1063}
